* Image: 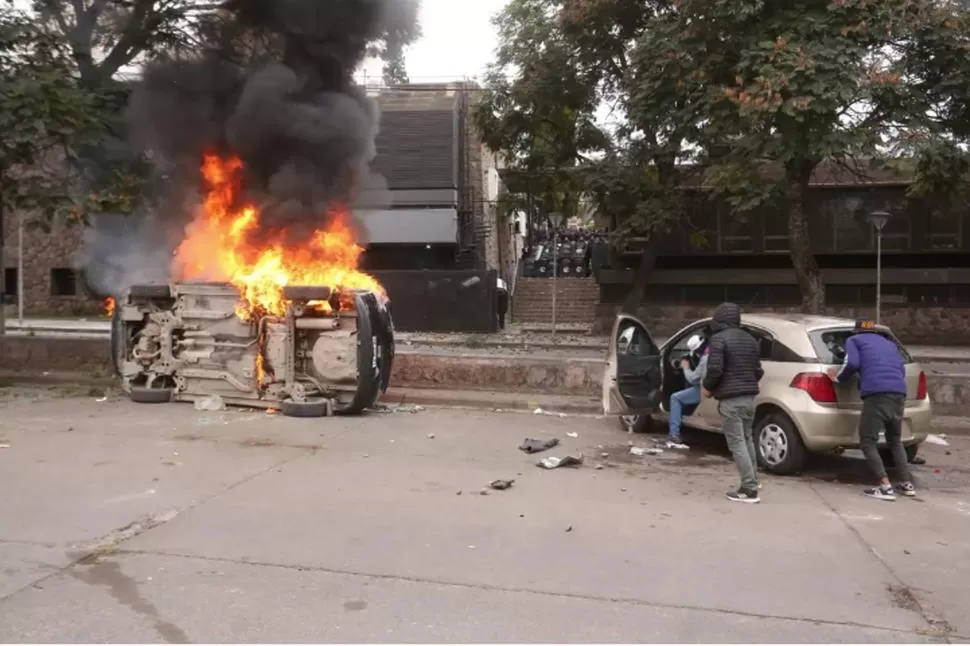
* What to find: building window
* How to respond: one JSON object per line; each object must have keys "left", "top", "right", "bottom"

{"left": 50, "top": 268, "right": 77, "bottom": 296}
{"left": 761, "top": 199, "right": 789, "bottom": 253}
{"left": 717, "top": 207, "right": 755, "bottom": 253}
{"left": 3, "top": 268, "right": 16, "bottom": 298}
{"left": 926, "top": 209, "right": 961, "bottom": 250}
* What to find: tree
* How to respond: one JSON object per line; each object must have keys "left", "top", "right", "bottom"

{"left": 629, "top": 0, "right": 970, "bottom": 312}
{"left": 0, "top": 6, "right": 103, "bottom": 331}
{"left": 473, "top": 0, "right": 607, "bottom": 237}
{"left": 477, "top": 0, "right": 698, "bottom": 314}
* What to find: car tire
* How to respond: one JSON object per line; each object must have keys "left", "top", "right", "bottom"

{"left": 280, "top": 398, "right": 332, "bottom": 418}
{"left": 282, "top": 285, "right": 332, "bottom": 301}
{"left": 755, "top": 412, "right": 807, "bottom": 476}
{"left": 129, "top": 387, "right": 173, "bottom": 404}
{"left": 618, "top": 414, "right": 655, "bottom": 434}
{"left": 879, "top": 444, "right": 921, "bottom": 467}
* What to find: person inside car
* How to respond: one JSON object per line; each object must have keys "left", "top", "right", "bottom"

{"left": 666, "top": 334, "right": 707, "bottom": 450}
{"left": 702, "top": 302, "right": 764, "bottom": 504}
{"left": 827, "top": 319, "right": 914, "bottom": 501}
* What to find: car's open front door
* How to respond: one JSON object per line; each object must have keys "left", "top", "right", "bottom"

{"left": 602, "top": 313, "right": 663, "bottom": 414}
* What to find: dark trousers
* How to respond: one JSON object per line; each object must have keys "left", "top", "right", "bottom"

{"left": 497, "top": 291, "right": 509, "bottom": 329}
{"left": 859, "top": 393, "right": 911, "bottom": 482}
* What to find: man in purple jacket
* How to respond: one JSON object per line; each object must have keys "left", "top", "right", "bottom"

{"left": 828, "top": 320, "right": 914, "bottom": 501}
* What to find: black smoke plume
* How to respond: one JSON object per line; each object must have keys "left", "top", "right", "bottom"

{"left": 83, "top": 0, "right": 419, "bottom": 294}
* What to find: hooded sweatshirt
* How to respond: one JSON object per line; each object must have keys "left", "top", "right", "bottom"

{"left": 701, "top": 302, "right": 764, "bottom": 400}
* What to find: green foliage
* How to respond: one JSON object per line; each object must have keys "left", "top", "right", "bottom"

{"left": 0, "top": 6, "right": 103, "bottom": 221}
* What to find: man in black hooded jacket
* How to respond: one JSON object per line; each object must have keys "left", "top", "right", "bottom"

{"left": 702, "top": 302, "right": 764, "bottom": 503}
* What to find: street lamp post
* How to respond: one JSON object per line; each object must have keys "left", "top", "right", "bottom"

{"left": 548, "top": 212, "right": 564, "bottom": 337}
{"left": 866, "top": 211, "right": 891, "bottom": 324}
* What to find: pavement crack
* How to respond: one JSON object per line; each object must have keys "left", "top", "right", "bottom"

{"left": 808, "top": 482, "right": 954, "bottom": 642}
{"left": 0, "top": 451, "right": 308, "bottom": 608}
{"left": 117, "top": 547, "right": 934, "bottom": 639}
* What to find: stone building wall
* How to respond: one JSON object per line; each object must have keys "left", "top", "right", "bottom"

{"left": 2, "top": 215, "right": 102, "bottom": 317}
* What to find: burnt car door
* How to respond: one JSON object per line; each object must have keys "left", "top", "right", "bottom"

{"left": 602, "top": 313, "right": 663, "bottom": 414}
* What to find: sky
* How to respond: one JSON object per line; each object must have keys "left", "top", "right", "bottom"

{"left": 10, "top": 0, "right": 508, "bottom": 84}
{"left": 360, "top": 0, "right": 507, "bottom": 84}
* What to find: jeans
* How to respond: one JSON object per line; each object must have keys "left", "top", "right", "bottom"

{"left": 668, "top": 386, "right": 701, "bottom": 439}
{"left": 859, "top": 393, "right": 910, "bottom": 483}
{"left": 719, "top": 395, "right": 758, "bottom": 493}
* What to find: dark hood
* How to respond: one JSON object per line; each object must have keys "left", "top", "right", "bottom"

{"left": 711, "top": 302, "right": 741, "bottom": 332}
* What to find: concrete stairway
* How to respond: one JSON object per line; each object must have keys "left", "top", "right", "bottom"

{"left": 512, "top": 277, "right": 600, "bottom": 325}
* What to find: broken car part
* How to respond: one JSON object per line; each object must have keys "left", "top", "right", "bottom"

{"left": 110, "top": 282, "right": 394, "bottom": 418}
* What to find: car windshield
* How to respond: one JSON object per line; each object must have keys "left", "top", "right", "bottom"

{"left": 809, "top": 328, "right": 913, "bottom": 365}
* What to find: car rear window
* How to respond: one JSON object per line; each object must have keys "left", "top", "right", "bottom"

{"left": 809, "top": 328, "right": 913, "bottom": 365}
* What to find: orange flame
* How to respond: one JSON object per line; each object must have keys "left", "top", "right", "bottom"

{"left": 103, "top": 297, "right": 115, "bottom": 317}
{"left": 172, "top": 153, "right": 382, "bottom": 319}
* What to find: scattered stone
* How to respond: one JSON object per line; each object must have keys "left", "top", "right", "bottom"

{"left": 519, "top": 437, "right": 560, "bottom": 454}
{"left": 594, "top": 464, "right": 604, "bottom": 470}
{"left": 427, "top": 433, "right": 435, "bottom": 439}
{"left": 600, "top": 452, "right": 609, "bottom": 458}
{"left": 566, "top": 432, "right": 578, "bottom": 438}
{"left": 536, "top": 454, "right": 583, "bottom": 469}
{"left": 489, "top": 479, "right": 515, "bottom": 491}
{"left": 0, "top": 442, "right": 10, "bottom": 449}
{"left": 630, "top": 446, "right": 663, "bottom": 457}
{"left": 456, "top": 490, "right": 462, "bottom": 496}
{"left": 565, "top": 526, "right": 573, "bottom": 533}
{"left": 904, "top": 549, "right": 911, "bottom": 555}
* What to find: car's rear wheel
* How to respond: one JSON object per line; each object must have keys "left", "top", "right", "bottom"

{"left": 280, "top": 398, "right": 332, "bottom": 418}
{"left": 129, "top": 386, "right": 173, "bottom": 404}
{"left": 618, "top": 414, "right": 655, "bottom": 434}
{"left": 755, "top": 412, "right": 807, "bottom": 476}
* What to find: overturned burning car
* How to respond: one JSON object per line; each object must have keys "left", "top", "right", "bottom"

{"left": 110, "top": 281, "right": 394, "bottom": 417}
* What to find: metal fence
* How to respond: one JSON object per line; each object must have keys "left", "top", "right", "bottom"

{"left": 371, "top": 269, "right": 497, "bottom": 333}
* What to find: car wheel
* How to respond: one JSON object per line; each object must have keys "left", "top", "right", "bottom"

{"left": 129, "top": 386, "right": 173, "bottom": 404}
{"left": 755, "top": 412, "right": 807, "bottom": 476}
{"left": 280, "top": 398, "right": 333, "bottom": 418}
{"left": 618, "top": 414, "right": 654, "bottom": 434}
{"left": 879, "top": 444, "right": 921, "bottom": 467}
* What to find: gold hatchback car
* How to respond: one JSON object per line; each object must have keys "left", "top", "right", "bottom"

{"left": 603, "top": 313, "right": 932, "bottom": 475}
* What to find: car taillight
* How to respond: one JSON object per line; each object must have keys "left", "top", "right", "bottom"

{"left": 790, "top": 372, "right": 838, "bottom": 403}
{"left": 917, "top": 371, "right": 928, "bottom": 400}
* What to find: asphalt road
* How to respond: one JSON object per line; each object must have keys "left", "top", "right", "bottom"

{"left": 0, "top": 385, "right": 968, "bottom": 643}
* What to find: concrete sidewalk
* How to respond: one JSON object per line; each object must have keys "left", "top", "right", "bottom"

{"left": 0, "top": 388, "right": 968, "bottom": 642}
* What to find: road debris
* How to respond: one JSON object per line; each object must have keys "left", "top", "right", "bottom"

{"left": 536, "top": 454, "right": 583, "bottom": 469}
{"left": 0, "top": 442, "right": 10, "bottom": 449}
{"left": 565, "top": 526, "right": 573, "bottom": 533}
{"left": 566, "top": 432, "right": 578, "bottom": 438}
{"left": 427, "top": 433, "right": 435, "bottom": 439}
{"left": 489, "top": 479, "right": 515, "bottom": 490}
{"left": 926, "top": 434, "right": 949, "bottom": 447}
{"left": 630, "top": 446, "right": 664, "bottom": 457}
{"left": 194, "top": 394, "right": 226, "bottom": 411}
{"left": 396, "top": 404, "right": 425, "bottom": 414}
{"left": 519, "top": 437, "right": 560, "bottom": 454}
{"left": 95, "top": 396, "right": 108, "bottom": 403}
{"left": 532, "top": 407, "right": 568, "bottom": 418}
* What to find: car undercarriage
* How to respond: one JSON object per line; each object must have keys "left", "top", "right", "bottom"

{"left": 110, "top": 282, "right": 394, "bottom": 417}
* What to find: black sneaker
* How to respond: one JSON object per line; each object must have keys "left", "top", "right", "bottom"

{"left": 726, "top": 489, "right": 761, "bottom": 504}
{"left": 895, "top": 482, "right": 917, "bottom": 497}
{"left": 864, "top": 485, "right": 897, "bottom": 501}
